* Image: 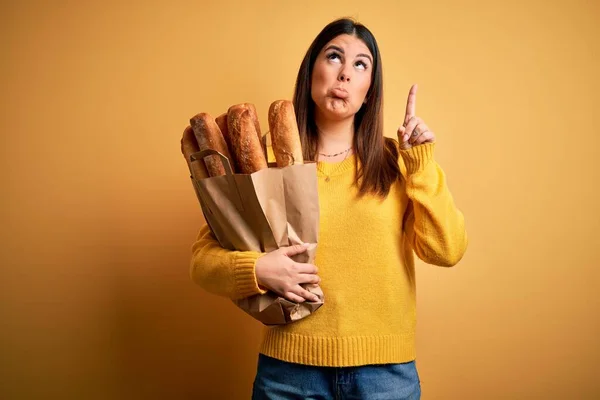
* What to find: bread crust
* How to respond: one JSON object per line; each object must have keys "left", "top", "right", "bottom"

{"left": 190, "top": 113, "right": 232, "bottom": 177}
{"left": 180, "top": 125, "right": 209, "bottom": 179}
{"left": 268, "top": 100, "right": 303, "bottom": 167}
{"left": 227, "top": 104, "right": 268, "bottom": 174}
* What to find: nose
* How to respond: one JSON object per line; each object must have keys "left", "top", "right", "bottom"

{"left": 338, "top": 64, "right": 351, "bottom": 82}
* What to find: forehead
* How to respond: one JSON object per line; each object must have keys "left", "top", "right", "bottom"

{"left": 323, "top": 34, "right": 371, "bottom": 56}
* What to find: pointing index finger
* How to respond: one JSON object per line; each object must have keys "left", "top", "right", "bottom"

{"left": 404, "top": 84, "right": 418, "bottom": 126}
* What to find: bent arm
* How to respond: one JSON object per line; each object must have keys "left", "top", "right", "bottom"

{"left": 189, "top": 224, "right": 267, "bottom": 299}
{"left": 400, "top": 143, "right": 468, "bottom": 267}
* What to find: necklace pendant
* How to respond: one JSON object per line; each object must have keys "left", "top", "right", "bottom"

{"left": 325, "top": 176, "right": 330, "bottom": 182}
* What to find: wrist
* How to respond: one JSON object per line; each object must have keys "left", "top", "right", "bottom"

{"left": 254, "top": 254, "right": 268, "bottom": 291}
{"left": 399, "top": 142, "right": 435, "bottom": 174}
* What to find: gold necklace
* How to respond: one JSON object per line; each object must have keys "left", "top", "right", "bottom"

{"left": 318, "top": 147, "right": 352, "bottom": 158}
{"left": 317, "top": 149, "right": 352, "bottom": 182}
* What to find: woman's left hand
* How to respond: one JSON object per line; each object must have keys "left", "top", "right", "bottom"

{"left": 397, "top": 84, "right": 436, "bottom": 150}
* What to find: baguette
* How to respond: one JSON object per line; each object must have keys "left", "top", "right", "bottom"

{"left": 215, "top": 113, "right": 230, "bottom": 147}
{"left": 244, "top": 103, "right": 265, "bottom": 157}
{"left": 180, "top": 125, "right": 209, "bottom": 179}
{"left": 215, "top": 112, "right": 238, "bottom": 171}
{"left": 189, "top": 113, "right": 233, "bottom": 176}
{"left": 227, "top": 104, "right": 268, "bottom": 174}
{"left": 220, "top": 105, "right": 264, "bottom": 159}
{"left": 268, "top": 100, "right": 304, "bottom": 167}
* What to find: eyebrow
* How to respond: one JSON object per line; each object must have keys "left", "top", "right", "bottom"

{"left": 325, "top": 45, "right": 373, "bottom": 63}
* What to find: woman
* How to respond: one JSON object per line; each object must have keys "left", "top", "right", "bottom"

{"left": 190, "top": 18, "right": 468, "bottom": 399}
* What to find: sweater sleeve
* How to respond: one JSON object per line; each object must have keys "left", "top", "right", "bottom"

{"left": 189, "top": 224, "right": 268, "bottom": 300}
{"left": 399, "top": 142, "right": 468, "bottom": 267}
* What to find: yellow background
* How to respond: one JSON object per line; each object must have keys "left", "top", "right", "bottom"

{"left": 2, "top": 0, "right": 599, "bottom": 398}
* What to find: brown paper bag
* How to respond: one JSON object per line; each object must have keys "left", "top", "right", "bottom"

{"left": 189, "top": 148, "right": 323, "bottom": 325}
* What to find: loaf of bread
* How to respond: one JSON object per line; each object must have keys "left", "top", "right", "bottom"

{"left": 215, "top": 113, "right": 230, "bottom": 145}
{"left": 181, "top": 125, "right": 209, "bottom": 180}
{"left": 227, "top": 104, "right": 268, "bottom": 174}
{"left": 244, "top": 103, "right": 266, "bottom": 158}
{"left": 215, "top": 112, "right": 238, "bottom": 171}
{"left": 190, "top": 113, "right": 233, "bottom": 177}
{"left": 220, "top": 104, "right": 264, "bottom": 158}
{"left": 268, "top": 100, "right": 304, "bottom": 167}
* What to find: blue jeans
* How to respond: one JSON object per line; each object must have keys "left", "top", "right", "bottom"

{"left": 252, "top": 354, "right": 421, "bottom": 400}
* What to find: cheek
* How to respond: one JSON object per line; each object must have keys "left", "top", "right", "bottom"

{"left": 311, "top": 65, "right": 329, "bottom": 102}
{"left": 356, "top": 75, "right": 372, "bottom": 101}
{"left": 311, "top": 64, "right": 328, "bottom": 90}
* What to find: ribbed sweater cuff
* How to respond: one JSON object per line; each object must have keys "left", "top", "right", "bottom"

{"left": 399, "top": 142, "right": 435, "bottom": 175}
{"left": 234, "top": 252, "right": 268, "bottom": 298}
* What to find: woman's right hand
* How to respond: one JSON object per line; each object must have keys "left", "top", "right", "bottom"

{"left": 255, "top": 243, "right": 321, "bottom": 303}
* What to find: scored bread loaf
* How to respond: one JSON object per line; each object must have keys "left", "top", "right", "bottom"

{"left": 180, "top": 125, "right": 209, "bottom": 180}
{"left": 220, "top": 105, "right": 264, "bottom": 156}
{"left": 190, "top": 113, "right": 233, "bottom": 177}
{"left": 244, "top": 103, "right": 266, "bottom": 158}
{"left": 268, "top": 100, "right": 304, "bottom": 167}
{"left": 227, "top": 104, "right": 268, "bottom": 174}
{"left": 215, "top": 113, "right": 230, "bottom": 146}
{"left": 216, "top": 105, "right": 264, "bottom": 169}
{"left": 215, "top": 112, "right": 238, "bottom": 171}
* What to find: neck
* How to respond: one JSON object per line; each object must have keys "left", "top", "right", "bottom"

{"left": 314, "top": 112, "right": 354, "bottom": 155}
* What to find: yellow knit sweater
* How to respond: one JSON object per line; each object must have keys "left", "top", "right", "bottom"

{"left": 189, "top": 142, "right": 467, "bottom": 367}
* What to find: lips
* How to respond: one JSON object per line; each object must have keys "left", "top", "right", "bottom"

{"left": 330, "top": 87, "right": 349, "bottom": 99}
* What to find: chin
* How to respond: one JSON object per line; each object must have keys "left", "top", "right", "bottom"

{"left": 320, "top": 99, "right": 356, "bottom": 120}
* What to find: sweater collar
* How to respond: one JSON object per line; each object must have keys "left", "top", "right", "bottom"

{"left": 316, "top": 154, "right": 356, "bottom": 177}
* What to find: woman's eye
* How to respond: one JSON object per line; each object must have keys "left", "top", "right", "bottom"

{"left": 326, "top": 52, "right": 341, "bottom": 62}
{"left": 355, "top": 60, "right": 368, "bottom": 70}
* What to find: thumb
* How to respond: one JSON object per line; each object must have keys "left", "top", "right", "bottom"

{"left": 282, "top": 243, "right": 311, "bottom": 257}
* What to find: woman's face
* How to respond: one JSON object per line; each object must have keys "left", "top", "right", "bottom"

{"left": 311, "top": 34, "right": 373, "bottom": 122}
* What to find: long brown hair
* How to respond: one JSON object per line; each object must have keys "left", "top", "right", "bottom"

{"left": 293, "top": 18, "right": 401, "bottom": 198}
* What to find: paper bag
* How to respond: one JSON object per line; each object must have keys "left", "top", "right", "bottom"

{"left": 189, "top": 148, "right": 323, "bottom": 325}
